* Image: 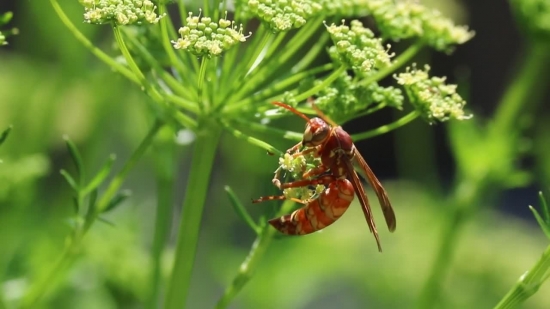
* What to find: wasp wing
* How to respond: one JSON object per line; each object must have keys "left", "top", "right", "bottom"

{"left": 353, "top": 149, "right": 396, "bottom": 232}
{"left": 343, "top": 157, "right": 382, "bottom": 252}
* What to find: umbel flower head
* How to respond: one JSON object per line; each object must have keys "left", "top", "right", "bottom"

{"left": 366, "top": 0, "right": 474, "bottom": 52}
{"left": 81, "top": 0, "right": 163, "bottom": 25}
{"left": 325, "top": 20, "right": 393, "bottom": 74}
{"left": 248, "top": 0, "right": 322, "bottom": 32}
{"left": 172, "top": 11, "right": 251, "bottom": 57}
{"left": 395, "top": 65, "right": 471, "bottom": 123}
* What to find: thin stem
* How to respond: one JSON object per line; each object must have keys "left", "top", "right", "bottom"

{"left": 147, "top": 127, "right": 177, "bottom": 309}
{"left": 21, "top": 120, "right": 164, "bottom": 308}
{"left": 224, "top": 63, "right": 334, "bottom": 113}
{"left": 359, "top": 41, "right": 425, "bottom": 87}
{"left": 164, "top": 123, "right": 222, "bottom": 309}
{"left": 94, "top": 120, "right": 164, "bottom": 215}
{"left": 416, "top": 179, "right": 484, "bottom": 309}
{"left": 417, "top": 41, "right": 550, "bottom": 308}
{"left": 229, "top": 17, "right": 324, "bottom": 103}
{"left": 491, "top": 41, "right": 550, "bottom": 134}
{"left": 341, "top": 103, "right": 386, "bottom": 123}
{"left": 494, "top": 244, "right": 550, "bottom": 309}
{"left": 293, "top": 66, "right": 346, "bottom": 102}
{"left": 220, "top": 121, "right": 284, "bottom": 156}
{"left": 215, "top": 200, "right": 296, "bottom": 309}
{"left": 158, "top": 3, "right": 192, "bottom": 84}
{"left": 198, "top": 58, "right": 209, "bottom": 109}
{"left": 49, "top": 0, "right": 137, "bottom": 84}
{"left": 351, "top": 110, "right": 419, "bottom": 142}
{"left": 231, "top": 118, "right": 302, "bottom": 142}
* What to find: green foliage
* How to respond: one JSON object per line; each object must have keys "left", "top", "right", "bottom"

{"left": 4, "top": 0, "right": 550, "bottom": 309}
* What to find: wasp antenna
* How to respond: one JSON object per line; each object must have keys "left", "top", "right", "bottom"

{"left": 272, "top": 101, "right": 311, "bottom": 122}
{"left": 309, "top": 99, "right": 339, "bottom": 127}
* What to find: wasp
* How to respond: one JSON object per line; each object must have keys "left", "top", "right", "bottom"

{"left": 254, "top": 101, "right": 396, "bottom": 251}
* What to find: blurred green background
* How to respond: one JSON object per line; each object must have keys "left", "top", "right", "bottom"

{"left": 1, "top": 0, "right": 550, "bottom": 308}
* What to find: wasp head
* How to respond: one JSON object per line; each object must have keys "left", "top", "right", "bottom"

{"left": 303, "top": 117, "right": 330, "bottom": 147}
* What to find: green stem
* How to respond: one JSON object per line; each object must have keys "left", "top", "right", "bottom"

{"left": 231, "top": 118, "right": 302, "bottom": 142}
{"left": 220, "top": 121, "right": 284, "bottom": 156}
{"left": 158, "top": 3, "right": 187, "bottom": 78}
{"left": 417, "top": 41, "right": 550, "bottom": 308}
{"left": 215, "top": 200, "right": 295, "bottom": 309}
{"left": 147, "top": 127, "right": 177, "bottom": 309}
{"left": 416, "top": 178, "right": 484, "bottom": 309}
{"left": 359, "top": 41, "right": 425, "bottom": 87}
{"left": 21, "top": 120, "right": 164, "bottom": 308}
{"left": 198, "top": 58, "right": 209, "bottom": 109}
{"left": 164, "top": 123, "right": 222, "bottom": 309}
{"left": 94, "top": 120, "right": 164, "bottom": 215}
{"left": 224, "top": 63, "right": 334, "bottom": 113}
{"left": 491, "top": 42, "right": 550, "bottom": 134}
{"left": 351, "top": 111, "right": 419, "bottom": 142}
{"left": 49, "top": 0, "right": 137, "bottom": 84}
{"left": 494, "top": 244, "right": 550, "bottom": 309}
{"left": 293, "top": 65, "right": 346, "bottom": 102}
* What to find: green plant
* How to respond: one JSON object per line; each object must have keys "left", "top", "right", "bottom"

{"left": 18, "top": 0, "right": 477, "bottom": 308}
{"left": 494, "top": 192, "right": 550, "bottom": 309}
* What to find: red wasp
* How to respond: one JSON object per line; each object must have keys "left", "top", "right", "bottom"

{"left": 253, "top": 101, "right": 396, "bottom": 251}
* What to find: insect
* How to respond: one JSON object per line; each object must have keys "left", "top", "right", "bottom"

{"left": 253, "top": 101, "right": 396, "bottom": 251}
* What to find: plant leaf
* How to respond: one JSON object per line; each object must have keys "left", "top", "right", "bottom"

{"left": 60, "top": 169, "right": 79, "bottom": 192}
{"left": 85, "top": 189, "right": 99, "bottom": 222}
{"left": 529, "top": 206, "right": 550, "bottom": 240}
{"left": 225, "top": 186, "right": 260, "bottom": 234}
{"left": 82, "top": 154, "right": 116, "bottom": 195}
{"left": 102, "top": 190, "right": 131, "bottom": 213}
{"left": 63, "top": 135, "right": 84, "bottom": 185}
{"left": 0, "top": 125, "right": 12, "bottom": 147}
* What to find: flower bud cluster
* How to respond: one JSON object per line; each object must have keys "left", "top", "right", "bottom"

{"left": 248, "top": 0, "right": 322, "bottom": 32}
{"left": 325, "top": 20, "right": 393, "bottom": 74}
{"left": 366, "top": 0, "right": 474, "bottom": 51}
{"left": 81, "top": 0, "right": 163, "bottom": 25}
{"left": 278, "top": 152, "right": 324, "bottom": 201}
{"left": 395, "top": 65, "right": 471, "bottom": 122}
{"left": 314, "top": 72, "right": 403, "bottom": 122}
{"left": 172, "top": 11, "right": 251, "bottom": 57}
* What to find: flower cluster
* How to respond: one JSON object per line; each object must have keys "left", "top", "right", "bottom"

{"left": 325, "top": 20, "right": 393, "bottom": 74}
{"left": 313, "top": 72, "right": 403, "bottom": 122}
{"left": 277, "top": 152, "right": 324, "bottom": 201}
{"left": 395, "top": 65, "right": 471, "bottom": 123}
{"left": 366, "top": 0, "right": 474, "bottom": 52}
{"left": 81, "top": 0, "right": 163, "bottom": 25}
{"left": 172, "top": 11, "right": 251, "bottom": 57}
{"left": 248, "top": 0, "right": 322, "bottom": 32}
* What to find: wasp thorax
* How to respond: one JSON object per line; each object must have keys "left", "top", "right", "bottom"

{"left": 303, "top": 117, "right": 330, "bottom": 147}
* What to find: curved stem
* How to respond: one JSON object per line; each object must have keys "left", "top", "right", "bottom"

{"left": 164, "top": 123, "right": 222, "bottom": 309}
{"left": 224, "top": 63, "right": 334, "bottom": 113}
{"left": 494, "top": 244, "right": 550, "bottom": 309}
{"left": 220, "top": 121, "right": 284, "bottom": 156}
{"left": 351, "top": 111, "right": 419, "bottom": 142}
{"left": 293, "top": 65, "right": 346, "bottom": 102}
{"left": 215, "top": 200, "right": 295, "bottom": 309}
{"left": 359, "top": 41, "right": 425, "bottom": 87}
{"left": 21, "top": 120, "right": 164, "bottom": 308}
{"left": 49, "top": 0, "right": 137, "bottom": 84}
